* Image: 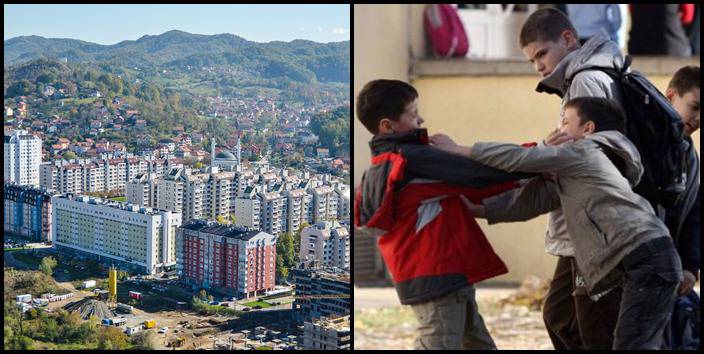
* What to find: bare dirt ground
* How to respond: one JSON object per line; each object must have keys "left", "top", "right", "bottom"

{"left": 354, "top": 285, "right": 552, "bottom": 350}
{"left": 354, "top": 281, "right": 701, "bottom": 350}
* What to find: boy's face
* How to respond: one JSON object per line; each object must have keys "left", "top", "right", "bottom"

{"left": 667, "top": 87, "right": 700, "bottom": 137}
{"left": 559, "top": 107, "right": 594, "bottom": 140}
{"left": 378, "top": 98, "right": 424, "bottom": 135}
{"left": 522, "top": 31, "right": 578, "bottom": 79}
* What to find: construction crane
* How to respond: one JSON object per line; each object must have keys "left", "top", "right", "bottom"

{"left": 108, "top": 265, "right": 118, "bottom": 304}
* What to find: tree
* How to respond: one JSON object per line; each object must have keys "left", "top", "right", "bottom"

{"left": 282, "top": 233, "right": 295, "bottom": 266}
{"left": 62, "top": 151, "right": 77, "bottom": 161}
{"left": 98, "top": 326, "right": 129, "bottom": 349}
{"left": 43, "top": 318, "right": 59, "bottom": 342}
{"left": 276, "top": 233, "right": 295, "bottom": 282}
{"left": 199, "top": 289, "right": 207, "bottom": 301}
{"left": 216, "top": 215, "right": 227, "bottom": 225}
{"left": 276, "top": 255, "right": 288, "bottom": 280}
{"left": 6, "top": 79, "right": 34, "bottom": 97}
{"left": 39, "top": 256, "right": 58, "bottom": 276}
{"left": 309, "top": 106, "right": 350, "bottom": 155}
{"left": 229, "top": 213, "right": 237, "bottom": 225}
{"left": 131, "top": 330, "right": 156, "bottom": 350}
{"left": 98, "top": 339, "right": 113, "bottom": 350}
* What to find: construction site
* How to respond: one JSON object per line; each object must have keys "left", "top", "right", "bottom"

{"left": 33, "top": 263, "right": 350, "bottom": 350}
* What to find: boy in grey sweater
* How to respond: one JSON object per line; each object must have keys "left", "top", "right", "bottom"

{"left": 431, "top": 97, "right": 683, "bottom": 349}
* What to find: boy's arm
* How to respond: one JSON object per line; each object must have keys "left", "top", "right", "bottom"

{"left": 465, "top": 141, "right": 586, "bottom": 174}
{"left": 401, "top": 144, "right": 535, "bottom": 188}
{"left": 483, "top": 176, "right": 562, "bottom": 224}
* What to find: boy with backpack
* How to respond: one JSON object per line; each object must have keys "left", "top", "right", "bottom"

{"left": 354, "top": 79, "right": 532, "bottom": 349}
{"left": 663, "top": 66, "right": 700, "bottom": 350}
{"left": 664, "top": 65, "right": 700, "bottom": 298}
{"left": 514, "top": 8, "right": 690, "bottom": 349}
{"left": 430, "top": 96, "right": 684, "bottom": 349}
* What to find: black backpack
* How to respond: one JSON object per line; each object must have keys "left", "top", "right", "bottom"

{"left": 570, "top": 55, "right": 688, "bottom": 209}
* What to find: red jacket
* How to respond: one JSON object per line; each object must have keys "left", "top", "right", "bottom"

{"left": 355, "top": 129, "right": 531, "bottom": 304}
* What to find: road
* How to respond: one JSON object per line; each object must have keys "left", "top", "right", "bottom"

{"left": 4, "top": 249, "right": 36, "bottom": 270}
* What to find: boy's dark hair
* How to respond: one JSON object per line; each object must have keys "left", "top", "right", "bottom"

{"left": 564, "top": 97, "right": 626, "bottom": 134}
{"left": 667, "top": 66, "right": 700, "bottom": 95}
{"left": 356, "top": 79, "right": 418, "bottom": 135}
{"left": 519, "top": 8, "right": 578, "bottom": 48}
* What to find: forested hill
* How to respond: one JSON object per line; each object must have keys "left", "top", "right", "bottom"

{"left": 4, "top": 30, "right": 349, "bottom": 84}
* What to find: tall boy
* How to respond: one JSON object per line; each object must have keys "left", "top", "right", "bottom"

{"left": 431, "top": 96, "right": 683, "bottom": 349}
{"left": 664, "top": 66, "right": 700, "bottom": 297}
{"left": 354, "top": 79, "right": 531, "bottom": 349}
{"left": 518, "top": 8, "right": 626, "bottom": 349}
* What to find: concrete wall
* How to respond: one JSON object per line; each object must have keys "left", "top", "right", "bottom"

{"left": 353, "top": 4, "right": 411, "bottom": 188}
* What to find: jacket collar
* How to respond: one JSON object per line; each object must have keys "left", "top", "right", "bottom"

{"left": 369, "top": 128, "right": 429, "bottom": 156}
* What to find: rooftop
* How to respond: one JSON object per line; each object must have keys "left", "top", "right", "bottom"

{"left": 215, "top": 151, "right": 236, "bottom": 160}
{"left": 181, "top": 220, "right": 267, "bottom": 241}
{"left": 54, "top": 194, "right": 169, "bottom": 216}
{"left": 310, "top": 315, "right": 350, "bottom": 332}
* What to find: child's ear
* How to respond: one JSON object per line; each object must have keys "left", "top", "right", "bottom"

{"left": 584, "top": 121, "right": 596, "bottom": 135}
{"left": 378, "top": 118, "right": 394, "bottom": 134}
{"left": 665, "top": 87, "right": 678, "bottom": 102}
{"left": 562, "top": 30, "right": 579, "bottom": 49}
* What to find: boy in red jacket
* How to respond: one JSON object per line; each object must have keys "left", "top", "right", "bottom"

{"left": 354, "top": 79, "right": 532, "bottom": 349}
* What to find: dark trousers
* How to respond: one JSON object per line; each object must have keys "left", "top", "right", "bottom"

{"left": 614, "top": 237, "right": 682, "bottom": 349}
{"left": 543, "top": 237, "right": 683, "bottom": 350}
{"left": 543, "top": 256, "right": 622, "bottom": 350}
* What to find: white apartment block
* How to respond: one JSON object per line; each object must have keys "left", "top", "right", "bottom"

{"left": 39, "top": 158, "right": 181, "bottom": 195}
{"left": 234, "top": 186, "right": 261, "bottom": 230}
{"left": 125, "top": 172, "right": 158, "bottom": 207}
{"left": 286, "top": 189, "right": 306, "bottom": 235}
{"left": 308, "top": 186, "right": 338, "bottom": 223}
{"left": 157, "top": 168, "right": 185, "bottom": 213}
{"left": 40, "top": 163, "right": 57, "bottom": 191}
{"left": 183, "top": 173, "right": 208, "bottom": 221}
{"left": 204, "top": 171, "right": 234, "bottom": 220}
{"left": 258, "top": 191, "right": 284, "bottom": 236}
{"left": 4, "top": 130, "right": 42, "bottom": 187}
{"left": 84, "top": 163, "right": 105, "bottom": 193}
{"left": 51, "top": 194, "right": 181, "bottom": 274}
{"left": 335, "top": 185, "right": 350, "bottom": 222}
{"left": 120, "top": 163, "right": 348, "bottom": 241}
{"left": 300, "top": 221, "right": 350, "bottom": 269}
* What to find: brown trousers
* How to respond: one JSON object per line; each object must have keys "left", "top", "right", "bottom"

{"left": 542, "top": 256, "right": 622, "bottom": 350}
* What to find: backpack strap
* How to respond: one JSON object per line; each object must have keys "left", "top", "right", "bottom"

{"left": 567, "top": 55, "right": 632, "bottom": 84}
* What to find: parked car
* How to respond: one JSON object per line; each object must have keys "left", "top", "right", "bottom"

{"left": 253, "top": 305, "right": 262, "bottom": 310}
{"left": 158, "top": 327, "right": 168, "bottom": 334}
{"left": 242, "top": 307, "right": 251, "bottom": 312}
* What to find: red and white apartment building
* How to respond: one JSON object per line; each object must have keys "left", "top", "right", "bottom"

{"left": 176, "top": 220, "right": 276, "bottom": 299}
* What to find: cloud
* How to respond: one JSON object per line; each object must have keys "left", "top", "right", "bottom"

{"left": 331, "top": 27, "right": 349, "bottom": 35}
{"left": 316, "top": 27, "right": 323, "bottom": 33}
